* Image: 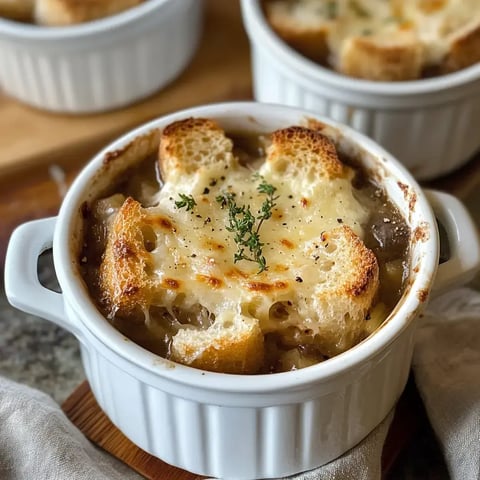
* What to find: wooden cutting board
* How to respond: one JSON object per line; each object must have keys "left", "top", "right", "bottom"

{"left": 0, "top": 0, "right": 252, "bottom": 180}
{"left": 61, "top": 378, "right": 423, "bottom": 480}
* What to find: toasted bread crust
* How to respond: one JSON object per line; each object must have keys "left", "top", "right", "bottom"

{"left": 0, "top": 0, "right": 33, "bottom": 21}
{"left": 298, "top": 225, "right": 379, "bottom": 357}
{"left": 340, "top": 35, "right": 423, "bottom": 81}
{"left": 267, "top": 126, "right": 344, "bottom": 179}
{"left": 444, "top": 22, "right": 480, "bottom": 72}
{"left": 325, "top": 225, "right": 379, "bottom": 299}
{"left": 171, "top": 317, "right": 264, "bottom": 374}
{"left": 99, "top": 197, "right": 152, "bottom": 317}
{"left": 264, "top": 1, "right": 329, "bottom": 63}
{"left": 159, "top": 117, "right": 234, "bottom": 183}
{"left": 35, "top": 0, "right": 144, "bottom": 25}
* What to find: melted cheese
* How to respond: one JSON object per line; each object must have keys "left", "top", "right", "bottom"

{"left": 272, "top": 0, "right": 480, "bottom": 69}
{"left": 143, "top": 158, "right": 368, "bottom": 337}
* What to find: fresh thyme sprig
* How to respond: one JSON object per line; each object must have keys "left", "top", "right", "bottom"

{"left": 216, "top": 175, "right": 279, "bottom": 273}
{"left": 175, "top": 193, "right": 196, "bottom": 211}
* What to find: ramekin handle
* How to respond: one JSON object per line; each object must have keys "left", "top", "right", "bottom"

{"left": 4, "top": 217, "right": 83, "bottom": 339}
{"left": 425, "top": 190, "right": 480, "bottom": 294}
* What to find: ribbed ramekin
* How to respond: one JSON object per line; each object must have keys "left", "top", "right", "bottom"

{"left": 5, "top": 103, "right": 480, "bottom": 479}
{"left": 0, "top": 0, "right": 202, "bottom": 113}
{"left": 240, "top": 0, "right": 480, "bottom": 180}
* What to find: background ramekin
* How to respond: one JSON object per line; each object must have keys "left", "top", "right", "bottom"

{"left": 5, "top": 102, "right": 480, "bottom": 479}
{"left": 240, "top": 0, "right": 480, "bottom": 181}
{"left": 0, "top": 0, "right": 202, "bottom": 113}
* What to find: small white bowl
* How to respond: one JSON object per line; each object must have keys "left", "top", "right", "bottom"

{"left": 0, "top": 0, "right": 202, "bottom": 113}
{"left": 240, "top": 0, "right": 480, "bottom": 181}
{"left": 5, "top": 102, "right": 480, "bottom": 479}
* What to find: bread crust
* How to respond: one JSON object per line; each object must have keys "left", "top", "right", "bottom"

{"left": 159, "top": 117, "right": 235, "bottom": 183}
{"left": 35, "top": 0, "right": 144, "bottom": 25}
{"left": 267, "top": 126, "right": 345, "bottom": 179}
{"left": 170, "top": 315, "right": 264, "bottom": 374}
{"left": 99, "top": 196, "right": 152, "bottom": 317}
{"left": 444, "top": 22, "right": 480, "bottom": 72}
{"left": 0, "top": 0, "right": 34, "bottom": 21}
{"left": 263, "top": 0, "right": 331, "bottom": 63}
{"left": 339, "top": 34, "right": 423, "bottom": 81}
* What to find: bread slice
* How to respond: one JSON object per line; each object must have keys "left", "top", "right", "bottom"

{"left": 339, "top": 32, "right": 423, "bottom": 81}
{"left": 170, "top": 312, "right": 264, "bottom": 374}
{"left": 265, "top": 126, "right": 345, "bottom": 180}
{"left": 99, "top": 196, "right": 153, "bottom": 318}
{"left": 263, "top": 0, "right": 331, "bottom": 63}
{"left": 444, "top": 21, "right": 480, "bottom": 72}
{"left": 0, "top": 0, "right": 34, "bottom": 21}
{"left": 35, "top": 0, "right": 144, "bottom": 26}
{"left": 158, "top": 117, "right": 235, "bottom": 183}
{"left": 303, "top": 225, "right": 379, "bottom": 357}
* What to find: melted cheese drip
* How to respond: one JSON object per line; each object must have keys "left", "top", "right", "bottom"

{"left": 144, "top": 159, "right": 368, "bottom": 336}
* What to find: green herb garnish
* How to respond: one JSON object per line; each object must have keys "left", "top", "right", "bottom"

{"left": 349, "top": 0, "right": 370, "bottom": 17}
{"left": 326, "top": 1, "right": 337, "bottom": 19}
{"left": 216, "top": 176, "right": 279, "bottom": 273}
{"left": 175, "top": 193, "right": 196, "bottom": 211}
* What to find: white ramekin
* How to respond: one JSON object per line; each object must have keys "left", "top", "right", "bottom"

{"left": 0, "top": 0, "right": 202, "bottom": 113}
{"left": 5, "top": 102, "right": 480, "bottom": 479}
{"left": 240, "top": 0, "right": 480, "bottom": 181}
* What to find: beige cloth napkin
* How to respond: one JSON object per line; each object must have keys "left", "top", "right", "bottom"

{"left": 1, "top": 287, "right": 479, "bottom": 480}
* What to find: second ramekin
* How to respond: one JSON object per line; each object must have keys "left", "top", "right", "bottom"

{"left": 241, "top": 0, "right": 480, "bottom": 180}
{"left": 5, "top": 102, "right": 480, "bottom": 479}
{"left": 0, "top": 0, "right": 202, "bottom": 113}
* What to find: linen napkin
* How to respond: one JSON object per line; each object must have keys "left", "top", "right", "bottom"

{"left": 1, "top": 287, "right": 479, "bottom": 480}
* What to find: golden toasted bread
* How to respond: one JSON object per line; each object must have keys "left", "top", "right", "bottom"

{"left": 266, "top": 126, "right": 345, "bottom": 180}
{"left": 99, "top": 196, "right": 153, "bottom": 318}
{"left": 303, "top": 225, "right": 379, "bottom": 357}
{"left": 263, "top": 0, "right": 331, "bottom": 63}
{"left": 0, "top": 0, "right": 33, "bottom": 21}
{"left": 444, "top": 21, "right": 480, "bottom": 72}
{"left": 158, "top": 117, "right": 235, "bottom": 183}
{"left": 170, "top": 313, "right": 264, "bottom": 374}
{"left": 35, "top": 0, "right": 144, "bottom": 26}
{"left": 339, "top": 32, "right": 423, "bottom": 81}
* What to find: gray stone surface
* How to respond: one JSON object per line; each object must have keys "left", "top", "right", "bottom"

{"left": 0, "top": 251, "right": 85, "bottom": 404}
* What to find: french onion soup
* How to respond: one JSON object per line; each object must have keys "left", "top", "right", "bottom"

{"left": 262, "top": 0, "right": 480, "bottom": 81}
{"left": 80, "top": 119, "right": 410, "bottom": 374}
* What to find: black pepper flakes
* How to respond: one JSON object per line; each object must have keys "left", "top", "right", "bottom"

{"left": 203, "top": 187, "right": 210, "bottom": 195}
{"left": 295, "top": 276, "right": 303, "bottom": 283}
